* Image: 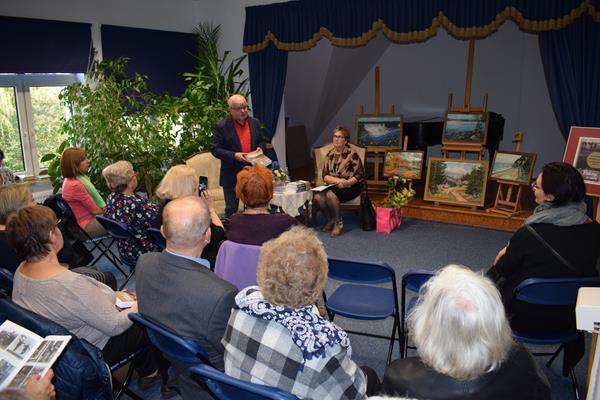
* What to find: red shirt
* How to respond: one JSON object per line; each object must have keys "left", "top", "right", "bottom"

{"left": 232, "top": 115, "right": 251, "bottom": 153}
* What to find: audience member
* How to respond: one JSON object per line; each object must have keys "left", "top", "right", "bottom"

{"left": 488, "top": 161, "right": 600, "bottom": 368}
{"left": 60, "top": 147, "right": 105, "bottom": 237}
{"left": 0, "top": 184, "right": 115, "bottom": 288}
{"left": 0, "top": 369, "right": 55, "bottom": 400}
{"left": 154, "top": 164, "right": 225, "bottom": 266}
{"left": 7, "top": 205, "right": 165, "bottom": 390}
{"left": 223, "top": 226, "right": 376, "bottom": 399}
{"left": 380, "top": 264, "right": 550, "bottom": 400}
{"left": 211, "top": 94, "right": 267, "bottom": 218}
{"left": 227, "top": 164, "right": 298, "bottom": 246}
{"left": 136, "top": 196, "right": 237, "bottom": 399}
{"left": 312, "top": 125, "right": 364, "bottom": 237}
{"left": 0, "top": 149, "right": 18, "bottom": 185}
{"left": 102, "top": 161, "right": 159, "bottom": 264}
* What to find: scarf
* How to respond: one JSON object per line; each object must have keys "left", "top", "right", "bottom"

{"left": 524, "top": 201, "right": 589, "bottom": 226}
{"left": 235, "top": 286, "right": 351, "bottom": 362}
{"left": 77, "top": 175, "right": 106, "bottom": 208}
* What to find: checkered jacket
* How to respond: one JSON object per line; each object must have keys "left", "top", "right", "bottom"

{"left": 222, "top": 308, "right": 367, "bottom": 400}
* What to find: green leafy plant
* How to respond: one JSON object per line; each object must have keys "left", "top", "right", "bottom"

{"left": 381, "top": 176, "right": 416, "bottom": 208}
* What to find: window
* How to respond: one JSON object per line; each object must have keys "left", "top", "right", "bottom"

{"left": 0, "top": 74, "right": 84, "bottom": 177}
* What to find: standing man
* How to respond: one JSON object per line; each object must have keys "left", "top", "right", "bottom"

{"left": 136, "top": 196, "right": 237, "bottom": 399}
{"left": 211, "top": 94, "right": 267, "bottom": 217}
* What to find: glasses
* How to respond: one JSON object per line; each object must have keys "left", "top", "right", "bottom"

{"left": 531, "top": 181, "right": 538, "bottom": 190}
{"left": 55, "top": 219, "right": 62, "bottom": 226}
{"left": 332, "top": 135, "right": 346, "bottom": 140}
{"left": 231, "top": 105, "right": 249, "bottom": 111}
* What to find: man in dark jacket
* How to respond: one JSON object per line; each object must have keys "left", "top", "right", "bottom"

{"left": 211, "top": 94, "right": 267, "bottom": 217}
{"left": 136, "top": 196, "right": 237, "bottom": 399}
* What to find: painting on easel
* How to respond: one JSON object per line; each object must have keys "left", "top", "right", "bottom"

{"left": 355, "top": 115, "right": 403, "bottom": 150}
{"left": 442, "top": 112, "right": 489, "bottom": 145}
{"left": 564, "top": 127, "right": 600, "bottom": 196}
{"left": 489, "top": 151, "right": 537, "bottom": 185}
{"left": 424, "top": 158, "right": 489, "bottom": 207}
{"left": 383, "top": 150, "right": 424, "bottom": 179}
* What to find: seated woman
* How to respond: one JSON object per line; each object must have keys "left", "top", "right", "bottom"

{"left": 102, "top": 161, "right": 159, "bottom": 265}
{"left": 227, "top": 164, "right": 298, "bottom": 246}
{"left": 488, "top": 162, "right": 599, "bottom": 366}
{"left": 312, "top": 126, "right": 364, "bottom": 237}
{"left": 154, "top": 164, "right": 225, "bottom": 266}
{"left": 223, "top": 226, "right": 377, "bottom": 400}
{"left": 381, "top": 264, "right": 550, "bottom": 400}
{"left": 7, "top": 205, "right": 163, "bottom": 385}
{"left": 0, "top": 184, "right": 116, "bottom": 289}
{"left": 0, "top": 149, "right": 18, "bottom": 185}
{"left": 60, "top": 147, "right": 106, "bottom": 237}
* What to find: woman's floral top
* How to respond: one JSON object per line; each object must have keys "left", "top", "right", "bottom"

{"left": 104, "top": 192, "right": 159, "bottom": 264}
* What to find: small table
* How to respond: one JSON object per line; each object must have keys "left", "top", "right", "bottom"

{"left": 271, "top": 188, "right": 312, "bottom": 225}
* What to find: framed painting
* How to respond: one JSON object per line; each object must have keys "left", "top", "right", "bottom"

{"left": 442, "top": 112, "right": 489, "bottom": 146}
{"left": 489, "top": 151, "right": 537, "bottom": 185}
{"left": 354, "top": 114, "right": 403, "bottom": 150}
{"left": 563, "top": 126, "right": 600, "bottom": 196}
{"left": 424, "top": 157, "right": 489, "bottom": 207}
{"left": 383, "top": 150, "right": 424, "bottom": 179}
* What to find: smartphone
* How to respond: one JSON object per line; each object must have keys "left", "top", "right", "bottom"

{"left": 198, "top": 176, "right": 208, "bottom": 195}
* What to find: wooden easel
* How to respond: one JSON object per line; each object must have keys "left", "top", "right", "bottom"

{"left": 359, "top": 66, "right": 401, "bottom": 195}
{"left": 487, "top": 132, "right": 527, "bottom": 217}
{"left": 442, "top": 39, "right": 488, "bottom": 161}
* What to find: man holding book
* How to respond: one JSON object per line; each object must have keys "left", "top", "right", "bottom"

{"left": 211, "top": 94, "right": 267, "bottom": 217}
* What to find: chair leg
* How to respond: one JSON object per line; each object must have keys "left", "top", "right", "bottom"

{"left": 118, "top": 269, "right": 136, "bottom": 291}
{"left": 386, "top": 315, "right": 398, "bottom": 365}
{"left": 113, "top": 357, "right": 141, "bottom": 400}
{"left": 568, "top": 364, "right": 580, "bottom": 400}
{"left": 545, "top": 343, "right": 564, "bottom": 367}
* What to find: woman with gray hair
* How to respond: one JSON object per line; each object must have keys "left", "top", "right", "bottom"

{"left": 380, "top": 264, "right": 550, "bottom": 399}
{"left": 102, "top": 161, "right": 159, "bottom": 264}
{"left": 222, "top": 226, "right": 378, "bottom": 399}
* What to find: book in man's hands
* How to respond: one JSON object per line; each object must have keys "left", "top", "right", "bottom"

{"left": 245, "top": 149, "right": 272, "bottom": 167}
{"left": 115, "top": 291, "right": 136, "bottom": 309}
{"left": 0, "top": 320, "right": 70, "bottom": 390}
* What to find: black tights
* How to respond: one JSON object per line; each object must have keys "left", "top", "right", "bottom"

{"left": 313, "top": 190, "right": 341, "bottom": 223}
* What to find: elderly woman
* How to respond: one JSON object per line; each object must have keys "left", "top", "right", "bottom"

{"left": 7, "top": 205, "right": 163, "bottom": 386}
{"left": 60, "top": 147, "right": 106, "bottom": 237}
{"left": 154, "top": 164, "right": 225, "bottom": 266}
{"left": 227, "top": 164, "right": 298, "bottom": 246}
{"left": 223, "top": 226, "right": 377, "bottom": 399}
{"left": 313, "top": 126, "right": 364, "bottom": 237}
{"left": 102, "top": 161, "right": 159, "bottom": 264}
{"left": 488, "top": 162, "right": 599, "bottom": 367}
{"left": 381, "top": 264, "right": 550, "bottom": 399}
{"left": 0, "top": 184, "right": 116, "bottom": 288}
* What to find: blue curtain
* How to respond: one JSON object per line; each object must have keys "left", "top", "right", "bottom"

{"left": 0, "top": 16, "right": 91, "bottom": 73}
{"left": 539, "top": 14, "right": 600, "bottom": 140}
{"left": 248, "top": 43, "right": 288, "bottom": 161}
{"left": 102, "top": 25, "right": 197, "bottom": 96}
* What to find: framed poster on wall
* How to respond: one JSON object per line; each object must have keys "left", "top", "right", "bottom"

{"left": 563, "top": 126, "right": 600, "bottom": 196}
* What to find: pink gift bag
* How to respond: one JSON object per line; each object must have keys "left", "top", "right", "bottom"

{"left": 376, "top": 207, "right": 402, "bottom": 234}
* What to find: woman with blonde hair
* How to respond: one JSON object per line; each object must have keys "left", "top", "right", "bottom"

{"left": 223, "top": 226, "right": 378, "bottom": 399}
{"left": 227, "top": 164, "right": 298, "bottom": 246}
{"left": 102, "top": 161, "right": 158, "bottom": 264}
{"left": 380, "top": 264, "right": 550, "bottom": 399}
{"left": 154, "top": 164, "right": 225, "bottom": 266}
{"left": 60, "top": 147, "right": 105, "bottom": 237}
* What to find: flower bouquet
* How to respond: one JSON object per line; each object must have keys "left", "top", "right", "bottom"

{"left": 377, "top": 176, "right": 416, "bottom": 233}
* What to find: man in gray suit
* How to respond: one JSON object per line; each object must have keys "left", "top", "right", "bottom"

{"left": 136, "top": 196, "right": 237, "bottom": 399}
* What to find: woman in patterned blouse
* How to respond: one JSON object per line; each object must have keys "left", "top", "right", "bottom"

{"left": 312, "top": 125, "right": 364, "bottom": 237}
{"left": 102, "top": 161, "right": 159, "bottom": 264}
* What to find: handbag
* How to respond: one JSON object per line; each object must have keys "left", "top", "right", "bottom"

{"left": 361, "top": 196, "right": 376, "bottom": 231}
{"left": 376, "top": 207, "right": 402, "bottom": 234}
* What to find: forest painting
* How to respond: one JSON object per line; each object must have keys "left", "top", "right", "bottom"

{"left": 424, "top": 158, "right": 489, "bottom": 207}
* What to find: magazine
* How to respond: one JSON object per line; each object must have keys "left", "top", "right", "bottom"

{"left": 245, "top": 149, "right": 272, "bottom": 167}
{"left": 0, "top": 320, "right": 70, "bottom": 390}
{"left": 311, "top": 184, "right": 336, "bottom": 192}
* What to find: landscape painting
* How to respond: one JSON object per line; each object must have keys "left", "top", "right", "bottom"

{"left": 355, "top": 115, "right": 403, "bottom": 149}
{"left": 424, "top": 158, "right": 489, "bottom": 207}
{"left": 489, "top": 151, "right": 537, "bottom": 185}
{"left": 383, "top": 150, "right": 424, "bottom": 179}
{"left": 442, "top": 112, "right": 489, "bottom": 145}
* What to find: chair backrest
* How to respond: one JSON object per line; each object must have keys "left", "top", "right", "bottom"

{"left": 0, "top": 267, "right": 14, "bottom": 295}
{"left": 96, "top": 215, "right": 135, "bottom": 241}
{"left": 0, "top": 295, "right": 112, "bottom": 400}
{"left": 189, "top": 364, "right": 299, "bottom": 400}
{"left": 147, "top": 227, "right": 166, "bottom": 250}
{"left": 313, "top": 143, "right": 367, "bottom": 186}
{"left": 214, "top": 240, "right": 262, "bottom": 290}
{"left": 185, "top": 151, "right": 222, "bottom": 191}
{"left": 327, "top": 257, "right": 395, "bottom": 285}
{"left": 514, "top": 277, "right": 600, "bottom": 306}
{"left": 128, "top": 312, "right": 210, "bottom": 365}
{"left": 402, "top": 271, "right": 434, "bottom": 294}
